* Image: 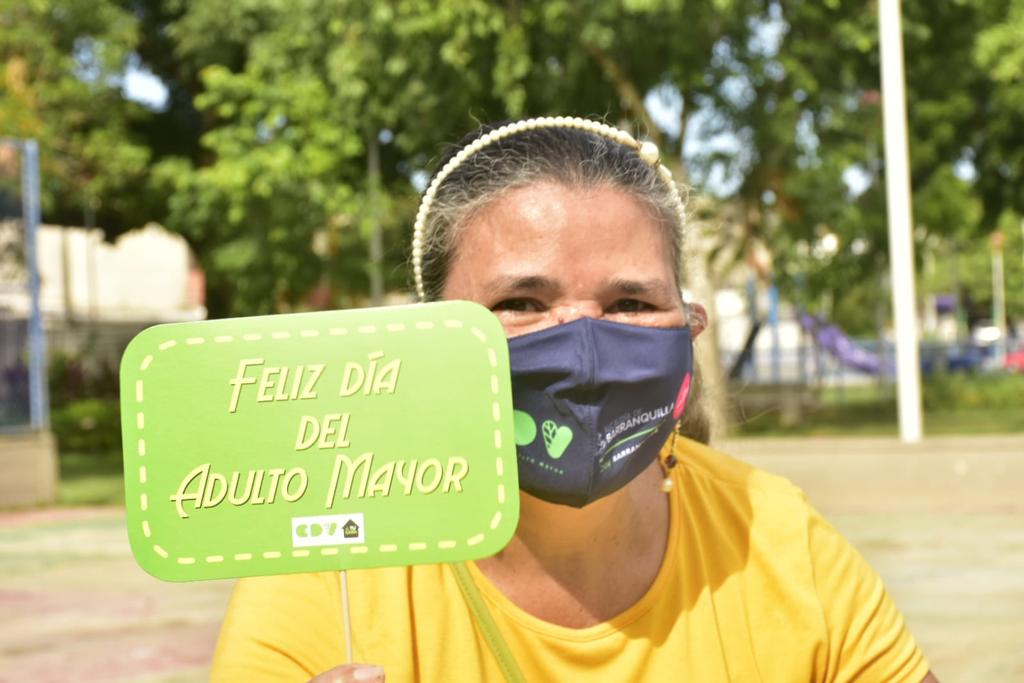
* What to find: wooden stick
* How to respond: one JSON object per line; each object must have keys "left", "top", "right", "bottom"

{"left": 341, "top": 570, "right": 354, "bottom": 662}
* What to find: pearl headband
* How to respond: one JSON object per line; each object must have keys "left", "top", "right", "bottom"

{"left": 411, "top": 116, "right": 686, "bottom": 301}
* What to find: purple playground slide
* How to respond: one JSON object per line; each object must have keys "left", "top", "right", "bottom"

{"left": 799, "top": 313, "right": 894, "bottom": 375}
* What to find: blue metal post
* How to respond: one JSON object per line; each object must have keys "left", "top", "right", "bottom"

{"left": 21, "top": 140, "right": 49, "bottom": 429}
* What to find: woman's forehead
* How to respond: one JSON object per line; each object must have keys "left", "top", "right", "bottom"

{"left": 462, "top": 181, "right": 662, "bottom": 239}
{"left": 448, "top": 182, "right": 678, "bottom": 287}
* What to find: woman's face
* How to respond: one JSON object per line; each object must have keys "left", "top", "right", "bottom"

{"left": 442, "top": 181, "right": 687, "bottom": 338}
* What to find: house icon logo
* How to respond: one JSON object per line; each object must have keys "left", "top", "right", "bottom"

{"left": 291, "top": 513, "right": 365, "bottom": 547}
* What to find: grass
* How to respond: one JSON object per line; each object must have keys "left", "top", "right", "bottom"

{"left": 57, "top": 451, "right": 125, "bottom": 506}
{"left": 734, "top": 404, "right": 1024, "bottom": 437}
{"left": 732, "top": 374, "right": 1024, "bottom": 437}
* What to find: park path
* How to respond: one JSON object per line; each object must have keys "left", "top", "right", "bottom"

{"left": 1, "top": 435, "right": 1022, "bottom": 682}
{"left": 0, "top": 507, "right": 232, "bottom": 683}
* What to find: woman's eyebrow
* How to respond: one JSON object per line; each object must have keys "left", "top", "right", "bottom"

{"left": 606, "top": 278, "right": 675, "bottom": 299}
{"left": 484, "top": 274, "right": 562, "bottom": 294}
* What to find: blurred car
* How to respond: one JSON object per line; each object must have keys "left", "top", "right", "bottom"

{"left": 971, "top": 319, "right": 1002, "bottom": 346}
{"left": 946, "top": 345, "right": 988, "bottom": 373}
{"left": 1006, "top": 344, "right": 1024, "bottom": 373}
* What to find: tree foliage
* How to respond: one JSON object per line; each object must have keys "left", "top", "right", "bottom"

{"left": 721, "top": 1, "right": 1024, "bottom": 332}
{"left": 136, "top": 0, "right": 767, "bottom": 315}
{"left": 1, "top": 0, "right": 1021, "bottom": 327}
{"left": 0, "top": 0, "right": 156, "bottom": 230}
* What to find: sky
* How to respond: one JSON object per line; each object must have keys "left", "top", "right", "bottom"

{"left": 123, "top": 63, "right": 169, "bottom": 111}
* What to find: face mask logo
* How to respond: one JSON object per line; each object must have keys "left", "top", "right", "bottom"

{"left": 508, "top": 317, "right": 693, "bottom": 508}
{"left": 513, "top": 410, "right": 536, "bottom": 446}
{"left": 541, "top": 420, "right": 573, "bottom": 459}
{"left": 514, "top": 410, "right": 575, "bottom": 460}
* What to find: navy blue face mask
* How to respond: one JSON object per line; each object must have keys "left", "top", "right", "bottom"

{"left": 507, "top": 317, "right": 693, "bottom": 508}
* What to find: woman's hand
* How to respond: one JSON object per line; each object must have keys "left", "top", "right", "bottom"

{"left": 308, "top": 663, "right": 385, "bottom": 682}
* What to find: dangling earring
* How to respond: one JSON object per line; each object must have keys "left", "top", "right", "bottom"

{"left": 660, "top": 432, "right": 679, "bottom": 492}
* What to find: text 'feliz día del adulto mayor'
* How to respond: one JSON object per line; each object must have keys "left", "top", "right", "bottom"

{"left": 169, "top": 353, "right": 471, "bottom": 519}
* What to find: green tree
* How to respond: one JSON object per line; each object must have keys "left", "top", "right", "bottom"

{"left": 684, "top": 0, "right": 1023, "bottom": 334}
{"left": 137, "top": 0, "right": 762, "bottom": 317}
{"left": 135, "top": 0, "right": 509, "bottom": 315}
{"left": 0, "top": 0, "right": 155, "bottom": 232}
{"left": 973, "top": 0, "right": 1024, "bottom": 227}
{"left": 6, "top": 0, "right": 1022, "bottom": 331}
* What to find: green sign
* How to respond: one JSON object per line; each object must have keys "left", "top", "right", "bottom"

{"left": 120, "top": 301, "right": 519, "bottom": 582}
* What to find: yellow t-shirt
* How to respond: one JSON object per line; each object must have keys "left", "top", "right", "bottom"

{"left": 211, "top": 438, "right": 929, "bottom": 682}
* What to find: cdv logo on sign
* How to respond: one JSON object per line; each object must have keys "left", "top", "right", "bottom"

{"left": 292, "top": 513, "right": 365, "bottom": 547}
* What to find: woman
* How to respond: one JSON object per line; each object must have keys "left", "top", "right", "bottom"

{"left": 212, "top": 117, "right": 937, "bottom": 682}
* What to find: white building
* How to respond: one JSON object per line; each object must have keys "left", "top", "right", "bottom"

{"left": 0, "top": 222, "right": 205, "bottom": 323}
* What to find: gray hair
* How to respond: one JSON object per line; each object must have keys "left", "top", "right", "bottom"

{"left": 413, "top": 119, "right": 687, "bottom": 302}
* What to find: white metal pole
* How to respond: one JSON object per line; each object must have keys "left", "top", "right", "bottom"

{"left": 878, "top": 0, "right": 923, "bottom": 443}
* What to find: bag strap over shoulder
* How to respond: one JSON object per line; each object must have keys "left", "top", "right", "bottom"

{"left": 450, "top": 562, "right": 527, "bottom": 683}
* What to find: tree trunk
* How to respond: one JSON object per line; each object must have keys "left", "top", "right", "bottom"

{"left": 684, "top": 210, "right": 730, "bottom": 445}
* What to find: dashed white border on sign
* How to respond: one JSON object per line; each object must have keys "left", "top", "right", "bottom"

{"left": 132, "top": 315, "right": 512, "bottom": 566}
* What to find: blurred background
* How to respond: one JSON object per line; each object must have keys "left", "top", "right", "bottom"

{"left": 1, "top": 1, "right": 1022, "bottom": 681}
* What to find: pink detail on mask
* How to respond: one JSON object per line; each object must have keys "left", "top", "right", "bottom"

{"left": 673, "top": 373, "right": 692, "bottom": 420}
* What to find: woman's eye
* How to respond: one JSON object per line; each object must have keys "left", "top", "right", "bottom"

{"left": 608, "top": 299, "right": 654, "bottom": 313}
{"left": 492, "top": 298, "right": 543, "bottom": 313}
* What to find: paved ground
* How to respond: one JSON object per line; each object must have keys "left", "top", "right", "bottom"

{"left": 0, "top": 507, "right": 232, "bottom": 683}
{"left": 1, "top": 435, "right": 1022, "bottom": 682}
{"left": 725, "top": 435, "right": 1024, "bottom": 682}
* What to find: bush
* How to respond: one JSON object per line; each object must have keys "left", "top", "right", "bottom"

{"left": 51, "top": 398, "right": 122, "bottom": 453}
{"left": 49, "top": 351, "right": 120, "bottom": 408}
{"left": 923, "top": 372, "right": 1024, "bottom": 412}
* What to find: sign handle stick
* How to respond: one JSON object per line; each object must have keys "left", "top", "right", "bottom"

{"left": 341, "top": 570, "right": 354, "bottom": 662}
